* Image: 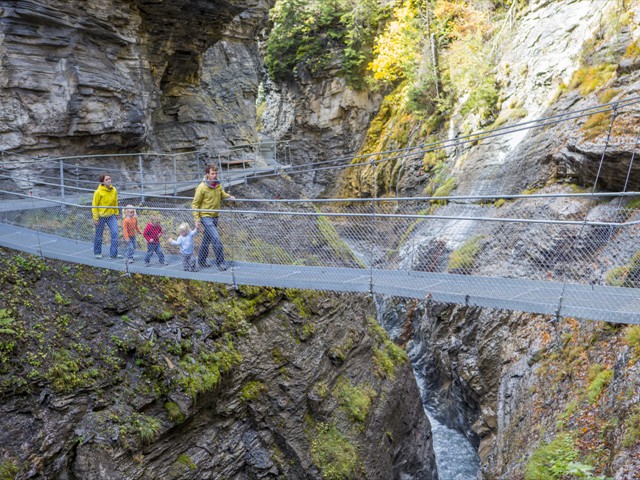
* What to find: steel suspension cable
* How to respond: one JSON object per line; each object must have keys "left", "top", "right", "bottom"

{"left": 246, "top": 97, "right": 640, "bottom": 182}
{"left": 554, "top": 104, "right": 620, "bottom": 320}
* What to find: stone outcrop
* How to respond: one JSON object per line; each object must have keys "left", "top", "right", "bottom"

{"left": 0, "top": 248, "right": 437, "bottom": 479}
{"left": 261, "top": 74, "right": 385, "bottom": 196}
{"left": 0, "top": 0, "right": 267, "bottom": 158}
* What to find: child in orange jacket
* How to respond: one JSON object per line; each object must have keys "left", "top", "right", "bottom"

{"left": 122, "top": 205, "right": 142, "bottom": 264}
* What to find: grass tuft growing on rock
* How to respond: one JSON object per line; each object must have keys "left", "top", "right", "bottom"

{"left": 585, "top": 364, "right": 613, "bottom": 404}
{"left": 448, "top": 235, "right": 485, "bottom": 273}
{"left": 367, "top": 318, "right": 407, "bottom": 379}
{"left": 569, "top": 64, "right": 617, "bottom": 95}
{"left": 335, "top": 378, "right": 376, "bottom": 423}
{"left": 0, "top": 460, "right": 19, "bottom": 480}
{"left": 623, "top": 325, "right": 640, "bottom": 360}
{"left": 178, "top": 337, "right": 242, "bottom": 398}
{"left": 310, "top": 423, "right": 361, "bottom": 480}
{"left": 164, "top": 401, "right": 185, "bottom": 424}
{"left": 240, "top": 380, "right": 267, "bottom": 402}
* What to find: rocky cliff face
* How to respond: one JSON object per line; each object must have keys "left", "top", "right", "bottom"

{"left": 454, "top": 0, "right": 640, "bottom": 198}
{"left": 0, "top": 248, "right": 437, "bottom": 479}
{"left": 0, "top": 0, "right": 266, "bottom": 158}
{"left": 261, "top": 74, "right": 384, "bottom": 196}
{"left": 401, "top": 300, "right": 640, "bottom": 479}
{"left": 265, "top": 0, "right": 640, "bottom": 477}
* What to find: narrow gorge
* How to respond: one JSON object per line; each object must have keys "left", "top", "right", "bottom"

{"left": 1, "top": 0, "right": 640, "bottom": 479}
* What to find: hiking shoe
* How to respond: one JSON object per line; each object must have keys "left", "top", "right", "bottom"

{"left": 127, "top": 259, "right": 134, "bottom": 264}
{"left": 95, "top": 254, "right": 103, "bottom": 259}
{"left": 218, "top": 262, "right": 228, "bottom": 271}
{"left": 111, "top": 255, "right": 124, "bottom": 259}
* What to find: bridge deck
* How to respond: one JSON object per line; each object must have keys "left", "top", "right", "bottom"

{"left": 0, "top": 222, "right": 637, "bottom": 324}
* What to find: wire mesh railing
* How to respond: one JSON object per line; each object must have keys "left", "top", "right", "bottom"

{"left": 0, "top": 141, "right": 292, "bottom": 198}
{"left": 1, "top": 185, "right": 640, "bottom": 322}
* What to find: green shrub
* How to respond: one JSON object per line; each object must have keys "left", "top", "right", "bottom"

{"left": 266, "top": 0, "right": 385, "bottom": 87}
{"left": 525, "top": 433, "right": 578, "bottom": 480}
{"left": 310, "top": 423, "right": 361, "bottom": 480}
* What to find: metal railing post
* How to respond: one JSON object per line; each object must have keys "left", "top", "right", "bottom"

{"left": 173, "top": 155, "right": 177, "bottom": 196}
{"left": 138, "top": 155, "right": 145, "bottom": 203}
{"left": 59, "top": 159, "right": 65, "bottom": 200}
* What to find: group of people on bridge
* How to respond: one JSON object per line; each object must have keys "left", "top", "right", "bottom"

{"left": 91, "top": 165, "right": 235, "bottom": 271}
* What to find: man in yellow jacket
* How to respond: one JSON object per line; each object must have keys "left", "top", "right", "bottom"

{"left": 192, "top": 165, "right": 235, "bottom": 270}
{"left": 92, "top": 173, "right": 121, "bottom": 259}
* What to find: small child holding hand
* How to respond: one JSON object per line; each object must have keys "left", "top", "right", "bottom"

{"left": 169, "top": 222, "right": 199, "bottom": 272}
{"left": 122, "top": 205, "right": 142, "bottom": 264}
{"left": 143, "top": 215, "right": 165, "bottom": 266}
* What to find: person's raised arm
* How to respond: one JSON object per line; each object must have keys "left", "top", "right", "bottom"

{"left": 192, "top": 186, "right": 203, "bottom": 227}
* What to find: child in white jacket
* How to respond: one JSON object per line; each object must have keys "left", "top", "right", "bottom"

{"left": 169, "top": 222, "right": 199, "bottom": 272}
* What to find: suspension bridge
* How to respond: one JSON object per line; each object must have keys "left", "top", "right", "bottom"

{"left": 1, "top": 100, "right": 640, "bottom": 324}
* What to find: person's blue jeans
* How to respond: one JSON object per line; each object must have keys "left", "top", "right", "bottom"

{"left": 145, "top": 243, "right": 165, "bottom": 264}
{"left": 94, "top": 215, "right": 119, "bottom": 257}
{"left": 126, "top": 237, "right": 137, "bottom": 260}
{"left": 199, "top": 216, "right": 225, "bottom": 266}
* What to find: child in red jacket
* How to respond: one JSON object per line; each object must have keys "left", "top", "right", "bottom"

{"left": 143, "top": 215, "right": 165, "bottom": 266}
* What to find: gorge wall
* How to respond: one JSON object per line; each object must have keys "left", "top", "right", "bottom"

{"left": 0, "top": 249, "right": 437, "bottom": 479}
{"left": 0, "top": 0, "right": 265, "bottom": 158}
{"left": 3, "top": 0, "right": 640, "bottom": 478}
{"left": 260, "top": 0, "right": 640, "bottom": 478}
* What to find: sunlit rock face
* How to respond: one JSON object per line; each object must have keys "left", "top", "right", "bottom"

{"left": 0, "top": 0, "right": 265, "bottom": 157}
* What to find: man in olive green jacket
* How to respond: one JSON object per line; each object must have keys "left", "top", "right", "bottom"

{"left": 92, "top": 173, "right": 121, "bottom": 259}
{"left": 192, "top": 165, "right": 235, "bottom": 270}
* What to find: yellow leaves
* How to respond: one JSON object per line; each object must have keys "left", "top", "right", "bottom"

{"left": 434, "top": 0, "right": 490, "bottom": 42}
{"left": 368, "top": 1, "right": 420, "bottom": 82}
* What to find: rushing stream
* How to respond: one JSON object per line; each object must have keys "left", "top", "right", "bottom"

{"left": 373, "top": 294, "right": 480, "bottom": 480}
{"left": 352, "top": 239, "right": 481, "bottom": 479}
{"left": 415, "top": 375, "right": 480, "bottom": 480}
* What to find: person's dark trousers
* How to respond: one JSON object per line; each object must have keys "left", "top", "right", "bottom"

{"left": 144, "top": 243, "right": 165, "bottom": 264}
{"left": 198, "top": 216, "right": 225, "bottom": 266}
{"left": 94, "top": 215, "right": 118, "bottom": 258}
